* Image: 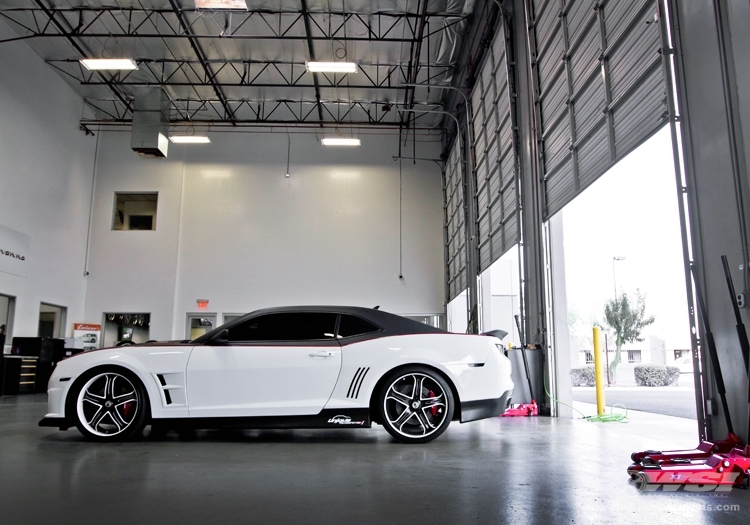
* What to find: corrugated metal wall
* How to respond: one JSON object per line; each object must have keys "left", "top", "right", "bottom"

{"left": 444, "top": 138, "right": 467, "bottom": 301}
{"left": 530, "top": 0, "right": 668, "bottom": 218}
{"left": 471, "top": 15, "right": 521, "bottom": 274}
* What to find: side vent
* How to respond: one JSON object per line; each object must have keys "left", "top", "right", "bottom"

{"left": 156, "top": 374, "right": 173, "bottom": 405}
{"left": 346, "top": 367, "right": 370, "bottom": 399}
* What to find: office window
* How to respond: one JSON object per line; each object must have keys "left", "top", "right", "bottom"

{"left": 113, "top": 193, "right": 158, "bottom": 231}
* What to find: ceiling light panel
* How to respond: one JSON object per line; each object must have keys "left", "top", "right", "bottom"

{"left": 306, "top": 62, "right": 358, "bottom": 74}
{"left": 170, "top": 136, "right": 211, "bottom": 144}
{"left": 195, "top": 0, "right": 248, "bottom": 9}
{"left": 80, "top": 59, "right": 138, "bottom": 71}
{"left": 321, "top": 138, "right": 361, "bottom": 146}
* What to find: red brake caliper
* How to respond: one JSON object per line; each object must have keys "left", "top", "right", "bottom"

{"left": 122, "top": 402, "right": 133, "bottom": 418}
{"left": 428, "top": 390, "right": 438, "bottom": 416}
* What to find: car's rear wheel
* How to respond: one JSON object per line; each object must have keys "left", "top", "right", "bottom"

{"left": 379, "top": 367, "right": 454, "bottom": 444}
{"left": 71, "top": 368, "right": 148, "bottom": 441}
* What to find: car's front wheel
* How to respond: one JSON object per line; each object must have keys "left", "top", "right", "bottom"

{"left": 379, "top": 367, "right": 454, "bottom": 444}
{"left": 71, "top": 368, "right": 148, "bottom": 441}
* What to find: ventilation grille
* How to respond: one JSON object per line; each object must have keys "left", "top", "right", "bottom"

{"left": 157, "top": 374, "right": 172, "bottom": 405}
{"left": 346, "top": 367, "right": 370, "bottom": 399}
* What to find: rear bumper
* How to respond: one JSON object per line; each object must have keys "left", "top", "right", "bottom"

{"left": 39, "top": 417, "right": 71, "bottom": 430}
{"left": 460, "top": 389, "right": 513, "bottom": 423}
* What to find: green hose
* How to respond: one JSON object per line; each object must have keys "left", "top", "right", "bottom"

{"left": 543, "top": 370, "right": 629, "bottom": 423}
{"left": 584, "top": 403, "right": 629, "bottom": 423}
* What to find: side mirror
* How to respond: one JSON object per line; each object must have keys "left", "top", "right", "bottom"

{"left": 208, "top": 329, "right": 229, "bottom": 345}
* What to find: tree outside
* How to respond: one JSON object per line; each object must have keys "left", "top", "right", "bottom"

{"left": 603, "top": 290, "right": 655, "bottom": 384}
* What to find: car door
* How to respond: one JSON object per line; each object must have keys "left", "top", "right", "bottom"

{"left": 186, "top": 311, "right": 342, "bottom": 418}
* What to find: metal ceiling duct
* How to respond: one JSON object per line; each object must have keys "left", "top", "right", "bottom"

{"left": 130, "top": 88, "right": 170, "bottom": 158}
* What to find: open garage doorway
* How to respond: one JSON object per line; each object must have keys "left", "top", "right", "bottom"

{"left": 555, "top": 127, "right": 697, "bottom": 425}
{"left": 479, "top": 245, "right": 521, "bottom": 344}
{"left": 447, "top": 291, "right": 468, "bottom": 334}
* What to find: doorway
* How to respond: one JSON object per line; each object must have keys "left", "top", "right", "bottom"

{"left": 187, "top": 314, "right": 216, "bottom": 340}
{"left": 102, "top": 313, "right": 150, "bottom": 347}
{"left": 222, "top": 313, "right": 244, "bottom": 325}
{"left": 0, "top": 294, "right": 15, "bottom": 353}
{"left": 556, "top": 128, "right": 696, "bottom": 422}
{"left": 478, "top": 245, "right": 521, "bottom": 343}
{"left": 38, "top": 303, "right": 66, "bottom": 339}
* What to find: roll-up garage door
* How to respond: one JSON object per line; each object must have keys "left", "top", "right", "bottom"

{"left": 529, "top": 0, "right": 668, "bottom": 218}
{"left": 444, "top": 138, "right": 467, "bottom": 302}
{"left": 471, "top": 14, "right": 520, "bottom": 274}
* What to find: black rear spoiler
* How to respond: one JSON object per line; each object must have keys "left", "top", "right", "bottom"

{"left": 481, "top": 329, "right": 508, "bottom": 340}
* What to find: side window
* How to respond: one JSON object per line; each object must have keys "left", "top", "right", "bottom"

{"left": 337, "top": 314, "right": 379, "bottom": 338}
{"left": 227, "top": 312, "right": 337, "bottom": 342}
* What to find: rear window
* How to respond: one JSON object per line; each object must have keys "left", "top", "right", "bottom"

{"left": 337, "top": 314, "right": 379, "bottom": 338}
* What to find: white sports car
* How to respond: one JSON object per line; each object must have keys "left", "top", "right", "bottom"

{"left": 40, "top": 306, "right": 514, "bottom": 443}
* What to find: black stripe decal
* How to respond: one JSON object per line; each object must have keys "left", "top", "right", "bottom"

{"left": 354, "top": 367, "right": 370, "bottom": 399}
{"left": 347, "top": 368, "right": 364, "bottom": 398}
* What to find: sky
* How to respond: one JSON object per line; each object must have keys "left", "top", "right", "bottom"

{"left": 561, "top": 127, "right": 692, "bottom": 350}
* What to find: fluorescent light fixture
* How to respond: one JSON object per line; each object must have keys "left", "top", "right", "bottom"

{"left": 169, "top": 136, "right": 211, "bottom": 144}
{"left": 195, "top": 0, "right": 248, "bottom": 9}
{"left": 80, "top": 58, "right": 138, "bottom": 71}
{"left": 306, "top": 61, "right": 358, "bottom": 74}
{"left": 321, "top": 138, "right": 361, "bottom": 146}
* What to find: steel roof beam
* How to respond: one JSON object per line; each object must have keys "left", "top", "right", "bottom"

{"left": 29, "top": 0, "right": 132, "bottom": 116}
{"left": 80, "top": 118, "right": 442, "bottom": 129}
{"left": 299, "top": 0, "right": 324, "bottom": 126}
{"left": 0, "top": 7, "right": 458, "bottom": 16}
{"left": 399, "top": 0, "right": 430, "bottom": 137}
{"left": 167, "top": 0, "right": 234, "bottom": 124}
{"left": 0, "top": 7, "right": 466, "bottom": 43}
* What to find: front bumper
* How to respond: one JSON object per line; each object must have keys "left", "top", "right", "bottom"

{"left": 460, "top": 389, "right": 513, "bottom": 423}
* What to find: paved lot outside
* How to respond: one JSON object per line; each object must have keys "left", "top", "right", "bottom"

{"left": 572, "top": 384, "right": 697, "bottom": 419}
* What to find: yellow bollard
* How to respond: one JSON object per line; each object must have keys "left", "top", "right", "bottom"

{"left": 592, "top": 326, "right": 606, "bottom": 416}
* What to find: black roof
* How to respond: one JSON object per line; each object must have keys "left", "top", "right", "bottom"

{"left": 192, "top": 305, "right": 445, "bottom": 344}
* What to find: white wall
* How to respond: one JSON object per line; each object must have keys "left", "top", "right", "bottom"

{"left": 85, "top": 131, "right": 445, "bottom": 340}
{"left": 83, "top": 131, "right": 184, "bottom": 341}
{"left": 0, "top": 20, "right": 96, "bottom": 346}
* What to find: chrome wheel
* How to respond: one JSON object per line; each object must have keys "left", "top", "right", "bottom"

{"left": 382, "top": 371, "right": 452, "bottom": 441}
{"left": 76, "top": 372, "right": 139, "bottom": 437}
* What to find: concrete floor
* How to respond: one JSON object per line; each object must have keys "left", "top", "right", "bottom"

{"left": 1, "top": 394, "right": 748, "bottom": 525}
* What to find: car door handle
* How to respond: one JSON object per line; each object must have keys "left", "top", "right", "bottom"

{"left": 309, "top": 351, "right": 335, "bottom": 358}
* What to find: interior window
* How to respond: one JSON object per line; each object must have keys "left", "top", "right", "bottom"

{"left": 113, "top": 193, "right": 158, "bottom": 231}
{"left": 228, "top": 312, "right": 337, "bottom": 342}
{"left": 337, "top": 314, "right": 379, "bottom": 338}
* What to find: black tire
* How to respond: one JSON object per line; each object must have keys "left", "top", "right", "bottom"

{"left": 68, "top": 366, "right": 149, "bottom": 442}
{"left": 378, "top": 366, "right": 454, "bottom": 444}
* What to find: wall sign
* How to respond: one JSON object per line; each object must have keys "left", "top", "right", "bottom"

{"left": 73, "top": 323, "right": 102, "bottom": 350}
{"left": 0, "top": 224, "right": 30, "bottom": 278}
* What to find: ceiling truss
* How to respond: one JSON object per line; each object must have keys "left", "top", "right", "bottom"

{"left": 0, "top": 2, "right": 469, "bottom": 128}
{"left": 0, "top": 6, "right": 463, "bottom": 42}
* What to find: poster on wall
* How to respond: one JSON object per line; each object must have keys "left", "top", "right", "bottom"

{"left": 73, "top": 323, "right": 101, "bottom": 351}
{"left": 0, "top": 223, "right": 30, "bottom": 278}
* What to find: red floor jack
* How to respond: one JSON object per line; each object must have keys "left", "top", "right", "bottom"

{"left": 502, "top": 315, "right": 539, "bottom": 417}
{"left": 627, "top": 257, "right": 750, "bottom": 489}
